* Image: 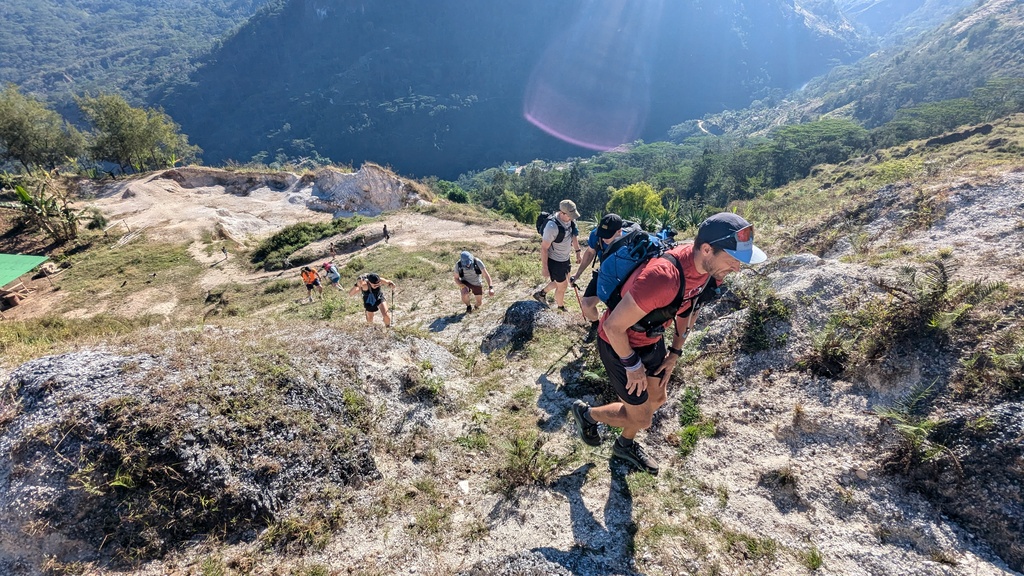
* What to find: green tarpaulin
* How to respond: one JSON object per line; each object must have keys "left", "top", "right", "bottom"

{"left": 0, "top": 253, "right": 48, "bottom": 288}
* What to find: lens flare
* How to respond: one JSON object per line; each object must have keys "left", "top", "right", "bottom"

{"left": 524, "top": 0, "right": 663, "bottom": 151}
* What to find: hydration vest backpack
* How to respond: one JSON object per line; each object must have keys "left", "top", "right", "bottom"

{"left": 597, "top": 229, "right": 669, "bottom": 304}
{"left": 606, "top": 249, "right": 721, "bottom": 337}
{"left": 458, "top": 259, "right": 482, "bottom": 278}
{"left": 535, "top": 212, "right": 578, "bottom": 243}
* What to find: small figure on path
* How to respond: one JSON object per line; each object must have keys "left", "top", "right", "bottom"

{"left": 570, "top": 213, "right": 632, "bottom": 343}
{"left": 322, "top": 261, "right": 343, "bottom": 290}
{"left": 533, "top": 199, "right": 582, "bottom": 311}
{"left": 454, "top": 251, "right": 494, "bottom": 314}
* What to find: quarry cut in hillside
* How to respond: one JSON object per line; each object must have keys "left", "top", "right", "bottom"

{"left": 81, "top": 164, "right": 429, "bottom": 243}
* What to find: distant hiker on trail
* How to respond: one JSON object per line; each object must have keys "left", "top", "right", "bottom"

{"left": 454, "top": 251, "right": 494, "bottom": 314}
{"left": 300, "top": 266, "right": 324, "bottom": 303}
{"left": 533, "top": 199, "right": 582, "bottom": 311}
{"left": 570, "top": 213, "right": 633, "bottom": 343}
{"left": 221, "top": 246, "right": 228, "bottom": 259}
{"left": 570, "top": 213, "right": 767, "bottom": 475}
{"left": 349, "top": 273, "right": 395, "bottom": 327}
{"left": 328, "top": 242, "right": 337, "bottom": 258}
{"left": 322, "top": 261, "right": 343, "bottom": 290}
{"left": 383, "top": 224, "right": 390, "bottom": 243}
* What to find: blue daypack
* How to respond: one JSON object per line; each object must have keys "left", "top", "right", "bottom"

{"left": 596, "top": 228, "right": 669, "bottom": 305}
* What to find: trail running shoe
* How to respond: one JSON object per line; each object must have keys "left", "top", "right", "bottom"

{"left": 533, "top": 290, "right": 547, "bottom": 304}
{"left": 570, "top": 400, "right": 602, "bottom": 447}
{"left": 466, "top": 305, "right": 473, "bottom": 314}
{"left": 583, "top": 323, "right": 598, "bottom": 343}
{"left": 612, "top": 439, "right": 659, "bottom": 475}
{"left": 557, "top": 306, "right": 568, "bottom": 312}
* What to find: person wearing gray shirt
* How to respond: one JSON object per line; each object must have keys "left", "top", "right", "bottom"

{"left": 533, "top": 199, "right": 582, "bottom": 311}
{"left": 455, "top": 251, "right": 494, "bottom": 314}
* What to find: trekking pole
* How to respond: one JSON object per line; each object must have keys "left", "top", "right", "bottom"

{"left": 391, "top": 286, "right": 396, "bottom": 325}
{"left": 571, "top": 280, "right": 587, "bottom": 323}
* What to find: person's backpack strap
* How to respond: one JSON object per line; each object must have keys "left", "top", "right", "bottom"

{"left": 678, "top": 276, "right": 718, "bottom": 319}
{"left": 552, "top": 216, "right": 567, "bottom": 244}
{"left": 628, "top": 253, "right": 689, "bottom": 335}
{"left": 458, "top": 260, "right": 483, "bottom": 278}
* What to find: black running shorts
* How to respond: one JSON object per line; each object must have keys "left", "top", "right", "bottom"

{"left": 596, "top": 337, "right": 667, "bottom": 406}
{"left": 548, "top": 258, "right": 571, "bottom": 283}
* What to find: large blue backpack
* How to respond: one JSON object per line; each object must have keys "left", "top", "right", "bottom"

{"left": 596, "top": 228, "right": 670, "bottom": 305}
{"left": 602, "top": 241, "right": 722, "bottom": 337}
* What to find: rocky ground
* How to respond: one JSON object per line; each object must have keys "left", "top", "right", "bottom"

{"left": 1, "top": 162, "right": 1022, "bottom": 575}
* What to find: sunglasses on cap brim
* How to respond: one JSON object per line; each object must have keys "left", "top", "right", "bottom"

{"left": 708, "top": 225, "right": 753, "bottom": 249}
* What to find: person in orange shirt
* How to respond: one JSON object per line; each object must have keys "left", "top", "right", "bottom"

{"left": 300, "top": 266, "right": 323, "bottom": 303}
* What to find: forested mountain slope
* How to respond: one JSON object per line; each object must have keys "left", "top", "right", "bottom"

{"left": 159, "top": 0, "right": 867, "bottom": 177}
{"left": 678, "top": 0, "right": 1024, "bottom": 139}
{"left": 0, "top": 0, "right": 271, "bottom": 105}
{"left": 829, "top": 0, "right": 976, "bottom": 40}
{"left": 819, "top": 0, "right": 1024, "bottom": 127}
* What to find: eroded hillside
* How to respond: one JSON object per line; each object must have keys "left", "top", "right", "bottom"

{"left": 1, "top": 119, "right": 1023, "bottom": 575}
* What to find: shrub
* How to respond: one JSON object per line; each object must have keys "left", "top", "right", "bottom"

{"left": 677, "top": 386, "right": 715, "bottom": 458}
{"left": 797, "top": 322, "right": 849, "bottom": 377}
{"left": 491, "top": 432, "right": 570, "bottom": 496}
{"left": 733, "top": 277, "right": 791, "bottom": 352}
{"left": 251, "top": 218, "right": 362, "bottom": 270}
{"left": 496, "top": 189, "right": 541, "bottom": 225}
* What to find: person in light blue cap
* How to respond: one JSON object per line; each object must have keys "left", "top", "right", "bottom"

{"left": 453, "top": 251, "right": 494, "bottom": 314}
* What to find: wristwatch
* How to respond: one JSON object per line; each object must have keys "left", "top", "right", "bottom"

{"left": 667, "top": 346, "right": 683, "bottom": 357}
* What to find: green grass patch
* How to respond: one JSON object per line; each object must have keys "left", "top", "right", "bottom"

{"left": 489, "top": 247, "right": 540, "bottom": 283}
{"left": 799, "top": 546, "right": 824, "bottom": 570}
{"left": 722, "top": 529, "right": 779, "bottom": 562}
{"left": 0, "top": 314, "right": 164, "bottom": 365}
{"left": 677, "top": 386, "right": 716, "bottom": 458}
{"left": 870, "top": 157, "right": 924, "bottom": 186}
{"left": 734, "top": 276, "right": 791, "bottom": 353}
{"left": 251, "top": 217, "right": 367, "bottom": 270}
{"left": 54, "top": 239, "right": 204, "bottom": 312}
{"left": 491, "top": 431, "right": 572, "bottom": 496}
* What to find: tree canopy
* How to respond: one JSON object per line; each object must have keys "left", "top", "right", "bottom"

{"left": 606, "top": 182, "right": 665, "bottom": 227}
{"left": 0, "top": 84, "right": 84, "bottom": 171}
{"left": 77, "top": 93, "right": 200, "bottom": 173}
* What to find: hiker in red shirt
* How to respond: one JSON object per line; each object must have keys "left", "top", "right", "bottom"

{"left": 570, "top": 213, "right": 767, "bottom": 475}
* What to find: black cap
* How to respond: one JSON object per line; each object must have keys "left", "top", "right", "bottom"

{"left": 597, "top": 213, "right": 623, "bottom": 240}
{"left": 366, "top": 273, "right": 380, "bottom": 284}
{"left": 695, "top": 212, "right": 766, "bottom": 264}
